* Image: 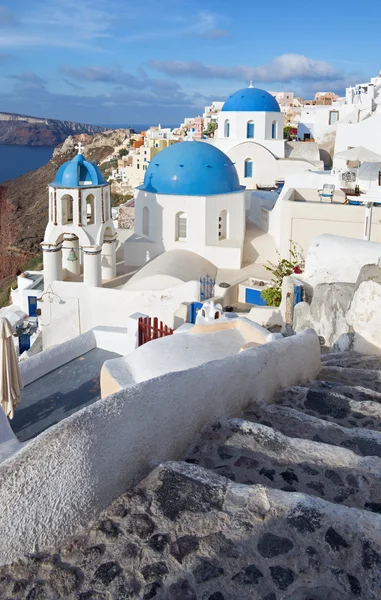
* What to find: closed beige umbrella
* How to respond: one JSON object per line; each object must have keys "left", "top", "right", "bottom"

{"left": 0, "top": 318, "right": 23, "bottom": 419}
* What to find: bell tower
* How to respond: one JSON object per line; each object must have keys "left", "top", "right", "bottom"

{"left": 42, "top": 144, "right": 117, "bottom": 288}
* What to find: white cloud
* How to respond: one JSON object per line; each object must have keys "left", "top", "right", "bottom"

{"left": 147, "top": 54, "right": 341, "bottom": 84}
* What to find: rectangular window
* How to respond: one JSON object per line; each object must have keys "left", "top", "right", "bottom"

{"left": 329, "top": 111, "right": 339, "bottom": 125}
{"left": 247, "top": 123, "right": 255, "bottom": 138}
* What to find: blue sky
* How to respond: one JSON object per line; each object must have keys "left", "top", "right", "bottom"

{"left": 0, "top": 0, "right": 379, "bottom": 125}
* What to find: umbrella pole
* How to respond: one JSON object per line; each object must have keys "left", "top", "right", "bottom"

{"left": 363, "top": 202, "right": 373, "bottom": 241}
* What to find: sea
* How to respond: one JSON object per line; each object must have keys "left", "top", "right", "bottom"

{"left": 0, "top": 124, "right": 177, "bottom": 184}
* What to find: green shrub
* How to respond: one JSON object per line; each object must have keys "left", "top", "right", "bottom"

{"left": 261, "top": 241, "right": 305, "bottom": 306}
{"left": 260, "top": 287, "right": 282, "bottom": 307}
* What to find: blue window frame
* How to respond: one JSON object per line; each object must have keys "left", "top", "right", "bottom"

{"left": 244, "top": 160, "right": 253, "bottom": 178}
{"left": 224, "top": 120, "right": 230, "bottom": 137}
{"left": 247, "top": 122, "right": 255, "bottom": 138}
{"left": 272, "top": 121, "right": 277, "bottom": 139}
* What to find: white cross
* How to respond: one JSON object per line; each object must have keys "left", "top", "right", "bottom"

{"left": 75, "top": 142, "right": 85, "bottom": 154}
{"left": 249, "top": 80, "right": 253, "bottom": 88}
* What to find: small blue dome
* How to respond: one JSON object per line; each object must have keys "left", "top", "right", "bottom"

{"left": 138, "top": 141, "right": 243, "bottom": 196}
{"left": 222, "top": 87, "right": 280, "bottom": 112}
{"left": 51, "top": 153, "right": 105, "bottom": 188}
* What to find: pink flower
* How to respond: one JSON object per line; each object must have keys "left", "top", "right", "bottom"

{"left": 293, "top": 266, "right": 303, "bottom": 274}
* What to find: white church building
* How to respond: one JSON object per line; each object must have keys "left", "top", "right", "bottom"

{"left": 206, "top": 84, "right": 323, "bottom": 188}
{"left": 42, "top": 144, "right": 117, "bottom": 289}
{"left": 125, "top": 141, "right": 246, "bottom": 269}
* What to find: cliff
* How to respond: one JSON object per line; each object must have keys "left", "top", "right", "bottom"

{"left": 0, "top": 112, "right": 107, "bottom": 146}
{"left": 0, "top": 129, "right": 130, "bottom": 285}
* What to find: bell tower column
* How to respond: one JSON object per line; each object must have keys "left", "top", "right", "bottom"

{"left": 62, "top": 234, "right": 80, "bottom": 279}
{"left": 41, "top": 243, "right": 63, "bottom": 289}
{"left": 101, "top": 233, "right": 117, "bottom": 281}
{"left": 83, "top": 246, "right": 102, "bottom": 287}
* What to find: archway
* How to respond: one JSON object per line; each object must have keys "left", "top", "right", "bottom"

{"left": 61, "top": 194, "right": 74, "bottom": 225}
{"left": 86, "top": 193, "right": 95, "bottom": 225}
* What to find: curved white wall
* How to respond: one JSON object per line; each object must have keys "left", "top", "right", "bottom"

{"left": 302, "top": 234, "right": 381, "bottom": 287}
{"left": 0, "top": 329, "right": 320, "bottom": 565}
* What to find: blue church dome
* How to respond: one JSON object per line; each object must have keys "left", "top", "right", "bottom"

{"left": 138, "top": 141, "right": 243, "bottom": 196}
{"left": 222, "top": 87, "right": 280, "bottom": 112}
{"left": 51, "top": 153, "right": 105, "bottom": 188}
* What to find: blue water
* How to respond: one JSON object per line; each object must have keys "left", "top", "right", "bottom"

{"left": 0, "top": 145, "right": 54, "bottom": 184}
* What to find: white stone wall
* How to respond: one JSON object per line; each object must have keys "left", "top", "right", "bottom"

{"left": 41, "top": 279, "right": 200, "bottom": 349}
{"left": 268, "top": 188, "right": 381, "bottom": 259}
{"left": 300, "top": 234, "right": 381, "bottom": 287}
{"left": 0, "top": 329, "right": 320, "bottom": 565}
{"left": 131, "top": 189, "right": 245, "bottom": 269}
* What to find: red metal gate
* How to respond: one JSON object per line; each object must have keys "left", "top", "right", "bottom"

{"left": 138, "top": 316, "right": 174, "bottom": 346}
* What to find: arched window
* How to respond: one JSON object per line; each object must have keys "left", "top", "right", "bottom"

{"left": 142, "top": 206, "right": 149, "bottom": 236}
{"left": 224, "top": 119, "right": 230, "bottom": 138}
{"left": 247, "top": 121, "right": 255, "bottom": 138}
{"left": 218, "top": 210, "right": 228, "bottom": 240}
{"left": 272, "top": 120, "right": 277, "bottom": 139}
{"left": 61, "top": 194, "right": 74, "bottom": 225}
{"left": 176, "top": 212, "right": 188, "bottom": 240}
{"left": 86, "top": 193, "right": 95, "bottom": 225}
{"left": 244, "top": 159, "right": 253, "bottom": 178}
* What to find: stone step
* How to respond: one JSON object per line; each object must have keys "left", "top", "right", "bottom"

{"left": 317, "top": 366, "right": 381, "bottom": 393}
{"left": 321, "top": 351, "right": 359, "bottom": 363}
{"left": 184, "top": 418, "right": 381, "bottom": 514}
{"left": 2, "top": 461, "right": 381, "bottom": 599}
{"left": 308, "top": 379, "right": 381, "bottom": 403}
{"left": 276, "top": 385, "right": 381, "bottom": 432}
{"left": 243, "top": 402, "right": 381, "bottom": 458}
{"left": 321, "top": 354, "right": 381, "bottom": 370}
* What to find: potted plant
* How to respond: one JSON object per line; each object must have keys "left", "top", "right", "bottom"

{"left": 260, "top": 242, "right": 305, "bottom": 307}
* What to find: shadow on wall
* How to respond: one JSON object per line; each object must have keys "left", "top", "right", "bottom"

{"left": 319, "top": 148, "right": 333, "bottom": 169}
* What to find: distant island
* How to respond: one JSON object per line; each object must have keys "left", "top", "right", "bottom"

{"left": 0, "top": 112, "right": 107, "bottom": 146}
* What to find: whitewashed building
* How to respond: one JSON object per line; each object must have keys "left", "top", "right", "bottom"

{"left": 298, "top": 71, "right": 381, "bottom": 143}
{"left": 125, "top": 141, "right": 246, "bottom": 269}
{"left": 207, "top": 84, "right": 323, "bottom": 188}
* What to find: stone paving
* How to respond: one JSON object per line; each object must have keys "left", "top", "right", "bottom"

{"left": 12, "top": 348, "right": 120, "bottom": 442}
{"left": 1, "top": 351, "right": 381, "bottom": 599}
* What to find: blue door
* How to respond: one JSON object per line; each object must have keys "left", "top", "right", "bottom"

{"left": 190, "top": 302, "right": 203, "bottom": 324}
{"left": 19, "top": 334, "right": 31, "bottom": 354}
{"left": 292, "top": 285, "right": 303, "bottom": 318}
{"left": 200, "top": 275, "right": 215, "bottom": 302}
{"left": 245, "top": 287, "right": 267, "bottom": 306}
{"left": 28, "top": 296, "right": 37, "bottom": 317}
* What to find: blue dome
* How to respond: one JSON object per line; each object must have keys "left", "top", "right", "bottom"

{"left": 51, "top": 153, "right": 105, "bottom": 188}
{"left": 138, "top": 142, "right": 243, "bottom": 196}
{"left": 222, "top": 87, "right": 280, "bottom": 112}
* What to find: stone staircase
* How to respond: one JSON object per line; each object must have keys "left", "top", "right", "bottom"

{"left": 185, "top": 352, "right": 381, "bottom": 514}
{"left": 1, "top": 351, "right": 381, "bottom": 599}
